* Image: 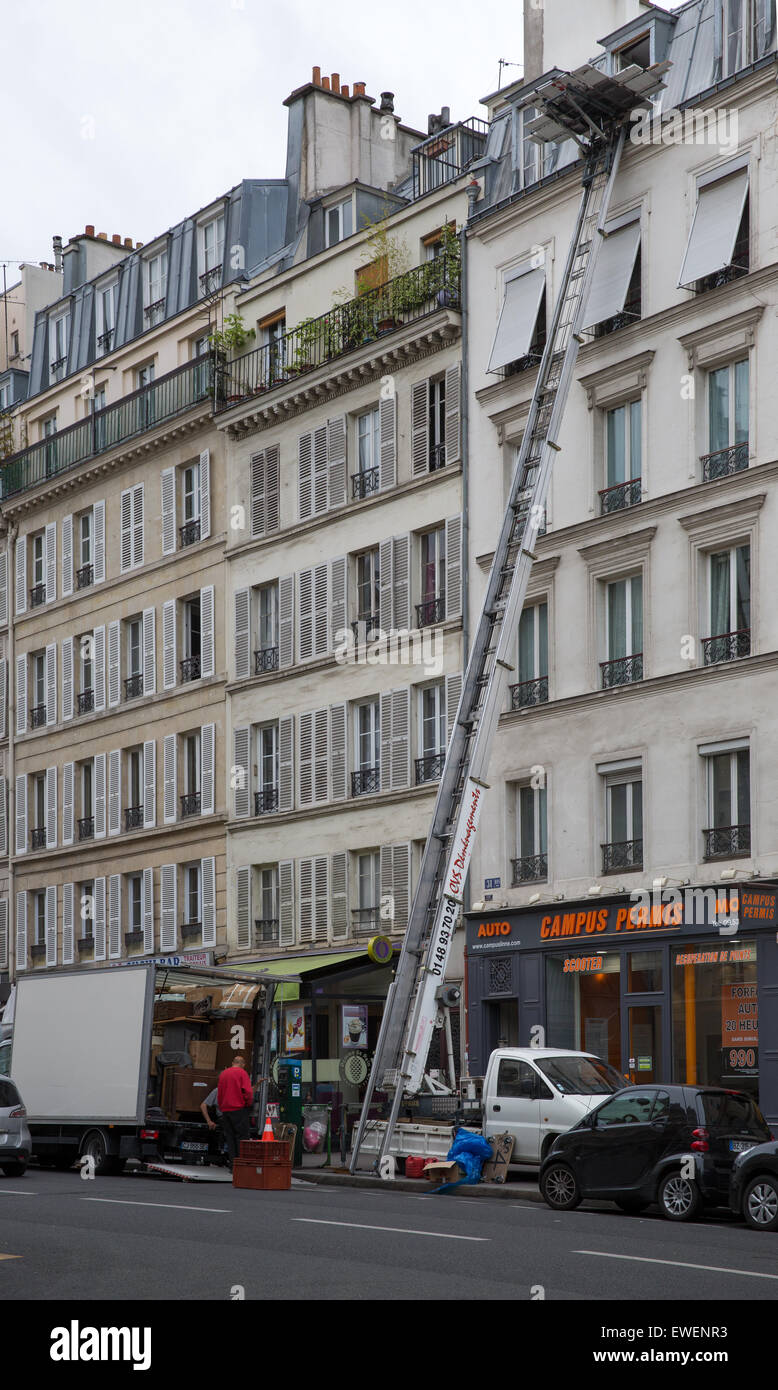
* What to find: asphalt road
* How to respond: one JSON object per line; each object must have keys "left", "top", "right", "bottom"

{"left": 1, "top": 1166, "right": 777, "bottom": 1301}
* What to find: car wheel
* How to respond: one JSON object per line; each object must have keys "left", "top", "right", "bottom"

{"left": 1, "top": 1157, "right": 28, "bottom": 1178}
{"left": 614, "top": 1197, "right": 649, "bottom": 1214}
{"left": 743, "top": 1175, "right": 778, "bottom": 1232}
{"left": 541, "top": 1162, "right": 582, "bottom": 1211}
{"left": 658, "top": 1170, "right": 701, "bottom": 1222}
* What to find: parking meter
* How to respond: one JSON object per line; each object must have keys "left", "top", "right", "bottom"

{"left": 277, "top": 1057, "right": 304, "bottom": 1165}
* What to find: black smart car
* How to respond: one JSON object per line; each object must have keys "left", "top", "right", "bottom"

{"left": 540, "top": 1084, "right": 771, "bottom": 1221}
{"left": 730, "top": 1140, "right": 778, "bottom": 1230}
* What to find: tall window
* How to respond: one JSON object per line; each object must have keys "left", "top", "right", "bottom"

{"left": 428, "top": 378, "right": 446, "bottom": 469}
{"left": 417, "top": 683, "right": 446, "bottom": 784}
{"left": 256, "top": 725, "right": 278, "bottom": 814}
{"left": 184, "top": 864, "right": 201, "bottom": 927}
{"left": 356, "top": 550, "right": 380, "bottom": 635}
{"left": 80, "top": 764, "right": 94, "bottom": 833}
{"left": 80, "top": 881, "right": 94, "bottom": 937}
{"left": 180, "top": 461, "right": 201, "bottom": 546}
{"left": 603, "top": 576, "right": 643, "bottom": 687}
{"left": 513, "top": 784, "right": 547, "bottom": 884}
{"left": 353, "top": 700, "right": 380, "bottom": 795}
{"left": 31, "top": 532, "right": 45, "bottom": 604}
{"left": 128, "top": 874, "right": 143, "bottom": 933}
{"left": 603, "top": 772, "right": 643, "bottom": 872}
{"left": 706, "top": 360, "right": 748, "bottom": 478}
{"left": 128, "top": 618, "right": 142, "bottom": 676}
{"left": 183, "top": 596, "right": 201, "bottom": 680}
{"left": 356, "top": 851, "right": 381, "bottom": 932}
{"left": 256, "top": 867, "right": 278, "bottom": 943}
{"left": 706, "top": 544, "right": 750, "bottom": 664}
{"left": 202, "top": 215, "right": 224, "bottom": 274}
{"left": 126, "top": 748, "right": 143, "bottom": 829}
{"left": 32, "top": 651, "right": 46, "bottom": 724}
{"left": 325, "top": 198, "right": 353, "bottom": 248}
{"left": 355, "top": 407, "right": 380, "bottom": 498}
{"left": 145, "top": 251, "right": 167, "bottom": 325}
{"left": 79, "top": 511, "right": 92, "bottom": 568}
{"left": 721, "top": 0, "right": 776, "bottom": 75}
{"left": 96, "top": 281, "right": 117, "bottom": 353}
{"left": 34, "top": 889, "right": 46, "bottom": 945}
{"left": 514, "top": 602, "right": 548, "bottom": 707}
{"left": 705, "top": 748, "right": 751, "bottom": 858}
{"left": 419, "top": 528, "right": 445, "bottom": 627}
{"left": 182, "top": 732, "right": 201, "bottom": 817}
{"left": 256, "top": 583, "right": 279, "bottom": 671}
{"left": 603, "top": 400, "right": 642, "bottom": 512}
{"left": 50, "top": 314, "right": 69, "bottom": 379}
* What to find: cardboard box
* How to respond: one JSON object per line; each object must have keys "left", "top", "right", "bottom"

{"left": 154, "top": 1000, "right": 194, "bottom": 1022}
{"left": 215, "top": 1041, "right": 239, "bottom": 1070}
{"left": 162, "top": 1068, "right": 220, "bottom": 1117}
{"left": 210, "top": 1012, "right": 254, "bottom": 1044}
{"left": 423, "top": 1159, "right": 461, "bottom": 1183}
{"left": 189, "top": 1040, "right": 218, "bottom": 1069}
{"left": 219, "top": 983, "right": 262, "bottom": 1010}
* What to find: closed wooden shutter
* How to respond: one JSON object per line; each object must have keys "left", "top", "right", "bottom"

{"left": 143, "top": 740, "right": 156, "bottom": 828}
{"left": 314, "top": 706, "right": 329, "bottom": 804}
{"left": 15, "top": 891, "right": 27, "bottom": 971}
{"left": 132, "top": 483, "right": 144, "bottom": 567}
{"left": 15, "top": 535, "right": 27, "bottom": 617}
{"left": 0, "top": 776, "right": 6, "bottom": 856}
{"left": 381, "top": 843, "right": 411, "bottom": 932}
{"left": 265, "top": 443, "right": 279, "bottom": 534}
{"left": 108, "top": 620, "right": 121, "bottom": 707}
{"left": 313, "top": 563, "right": 328, "bottom": 657}
{"left": 161, "top": 467, "right": 176, "bottom": 555}
{"left": 445, "top": 515, "right": 463, "bottom": 620}
{"left": 411, "top": 379, "right": 429, "bottom": 475}
{"left": 201, "top": 723, "right": 215, "bottom": 815}
{"left": 299, "top": 859, "right": 313, "bottom": 943}
{"left": 0, "top": 549, "right": 8, "bottom": 627}
{"left": 94, "top": 877, "right": 107, "bottom": 961}
{"left": 313, "top": 424, "right": 328, "bottom": 516}
{"left": 108, "top": 749, "right": 121, "bottom": 836}
{"left": 236, "top": 866, "right": 251, "bottom": 950}
{"left": 234, "top": 588, "right": 250, "bottom": 681}
{"left": 162, "top": 600, "right": 176, "bottom": 689}
{"left": 45, "top": 521, "right": 56, "bottom": 603}
{"left": 379, "top": 691, "right": 392, "bottom": 793}
{"left": 200, "top": 585, "right": 215, "bottom": 679}
{"left": 163, "top": 734, "right": 177, "bottom": 824}
{"left": 45, "top": 642, "right": 57, "bottom": 726}
{"left": 46, "top": 765, "right": 57, "bottom": 849}
{"left": 46, "top": 884, "right": 57, "bottom": 966}
{"left": 15, "top": 774, "right": 27, "bottom": 855}
{"left": 0, "top": 657, "right": 5, "bottom": 739}
{"left": 199, "top": 449, "right": 211, "bottom": 539}
{"left": 233, "top": 726, "right": 250, "bottom": 818}
{"left": 143, "top": 607, "right": 156, "bottom": 695}
{"left": 279, "top": 575, "right": 294, "bottom": 669}
{"left": 142, "top": 867, "right": 154, "bottom": 954}
{"left": 379, "top": 393, "right": 397, "bottom": 490}
{"left": 94, "top": 625, "right": 106, "bottom": 711}
{"left": 314, "top": 856, "right": 328, "bottom": 941}
{"left": 62, "top": 637, "right": 74, "bottom": 722}
{"left": 93, "top": 500, "right": 106, "bottom": 583}
{"left": 330, "top": 556, "right": 347, "bottom": 650}
{"left": 201, "top": 856, "right": 216, "bottom": 947}
{"left": 393, "top": 535, "right": 410, "bottom": 631}
{"left": 0, "top": 901, "right": 6, "bottom": 973}
{"left": 279, "top": 715, "right": 294, "bottom": 813}
{"left": 62, "top": 514, "right": 74, "bottom": 597}
{"left": 279, "top": 861, "right": 295, "bottom": 947}
{"left": 298, "top": 712, "right": 313, "bottom": 807}
{"left": 379, "top": 539, "right": 393, "bottom": 633}
{"left": 331, "top": 852, "right": 348, "bottom": 940}
{"left": 298, "top": 569, "right": 313, "bottom": 662}
{"left": 380, "top": 846, "right": 394, "bottom": 929}
{"left": 160, "top": 864, "right": 177, "bottom": 953}
{"left": 63, "top": 761, "right": 74, "bottom": 846}
{"left": 327, "top": 415, "right": 347, "bottom": 509}
{"left": 251, "top": 450, "right": 267, "bottom": 537}
{"left": 15, "top": 654, "right": 26, "bottom": 736}
{"left": 446, "top": 673, "right": 463, "bottom": 743}
{"left": 108, "top": 874, "right": 121, "bottom": 959}
{"left": 390, "top": 688, "right": 410, "bottom": 791}
{"left": 62, "top": 884, "right": 74, "bottom": 966}
{"left": 94, "top": 752, "right": 106, "bottom": 838}
{"left": 297, "top": 434, "right": 312, "bottom": 523}
{"left": 120, "top": 488, "right": 133, "bottom": 572}
{"left": 330, "top": 703, "right": 347, "bottom": 802}
{"left": 445, "top": 363, "right": 461, "bottom": 465}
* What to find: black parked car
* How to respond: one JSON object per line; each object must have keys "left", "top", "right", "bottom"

{"left": 540, "top": 1084, "right": 771, "bottom": 1221}
{"left": 730, "top": 1140, "right": 778, "bottom": 1230}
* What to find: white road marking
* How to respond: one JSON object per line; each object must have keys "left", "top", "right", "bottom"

{"left": 0, "top": 1189, "right": 36, "bottom": 1196}
{"left": 82, "top": 1198, "right": 230, "bottom": 1213}
{"left": 574, "top": 1250, "right": 778, "bottom": 1281}
{"left": 292, "top": 1218, "right": 488, "bottom": 1241}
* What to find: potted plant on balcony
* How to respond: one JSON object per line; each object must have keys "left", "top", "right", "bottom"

{"left": 287, "top": 317, "right": 319, "bottom": 376}
{"left": 209, "top": 313, "right": 255, "bottom": 400}
{"left": 357, "top": 210, "right": 410, "bottom": 334}
{"left": 434, "top": 218, "right": 461, "bottom": 308}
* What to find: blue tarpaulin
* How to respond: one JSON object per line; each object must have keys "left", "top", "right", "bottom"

{"left": 432, "top": 1127, "right": 493, "bottom": 1194}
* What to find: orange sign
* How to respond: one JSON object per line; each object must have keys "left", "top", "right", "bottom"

{"left": 721, "top": 983, "right": 758, "bottom": 1047}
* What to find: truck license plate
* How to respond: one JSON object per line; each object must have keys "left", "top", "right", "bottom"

{"left": 181, "top": 1142, "right": 208, "bottom": 1152}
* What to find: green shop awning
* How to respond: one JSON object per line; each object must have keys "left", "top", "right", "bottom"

{"left": 232, "top": 951, "right": 368, "bottom": 1001}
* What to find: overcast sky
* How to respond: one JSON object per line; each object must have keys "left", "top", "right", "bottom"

{"left": 3, "top": 0, "right": 523, "bottom": 271}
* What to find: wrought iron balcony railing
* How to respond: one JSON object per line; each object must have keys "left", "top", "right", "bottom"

{"left": 352, "top": 907, "right": 381, "bottom": 935}
{"left": 143, "top": 298, "right": 166, "bottom": 325}
{"left": 96, "top": 329, "right": 114, "bottom": 353}
{"left": 124, "top": 673, "right": 143, "bottom": 700}
{"left": 701, "top": 441, "right": 748, "bottom": 483}
{"left": 30, "top": 704, "right": 46, "bottom": 729}
{"left": 30, "top": 583, "right": 46, "bottom": 608}
{"left": 599, "top": 477, "right": 642, "bottom": 515}
{"left": 76, "top": 562, "right": 94, "bottom": 590}
{"left": 181, "top": 920, "right": 202, "bottom": 941}
{"left": 429, "top": 443, "right": 447, "bottom": 472}
{"left": 415, "top": 752, "right": 445, "bottom": 785}
{"left": 411, "top": 117, "right": 488, "bottom": 197}
{"left": 512, "top": 853, "right": 548, "bottom": 885}
{"left": 78, "top": 816, "right": 94, "bottom": 841}
{"left": 254, "top": 646, "right": 279, "bottom": 674}
{"left": 351, "top": 615, "right": 381, "bottom": 645}
{"left": 213, "top": 255, "right": 461, "bottom": 412}
{"left": 351, "top": 767, "right": 380, "bottom": 797}
{"left": 510, "top": 676, "right": 549, "bottom": 711}
{"left": 416, "top": 595, "right": 445, "bottom": 628}
{"left": 30, "top": 941, "right": 46, "bottom": 961}
{"left": 31, "top": 827, "right": 47, "bottom": 850}
{"left": 1, "top": 357, "right": 211, "bottom": 500}
{"left": 703, "top": 824, "right": 751, "bottom": 860}
{"left": 601, "top": 653, "right": 643, "bottom": 689}
{"left": 77, "top": 689, "right": 95, "bottom": 716}
{"left": 602, "top": 838, "right": 643, "bottom": 873}
{"left": 199, "top": 266, "right": 222, "bottom": 296}
{"left": 254, "top": 918, "right": 279, "bottom": 945}
{"left": 352, "top": 466, "right": 380, "bottom": 500}
{"left": 124, "top": 805, "right": 144, "bottom": 831}
{"left": 179, "top": 519, "right": 201, "bottom": 547}
{"left": 77, "top": 933, "right": 94, "bottom": 954}
{"left": 254, "top": 787, "right": 279, "bottom": 815}
{"left": 180, "top": 792, "right": 201, "bottom": 819}
{"left": 703, "top": 629, "right": 750, "bottom": 665}
{"left": 180, "top": 655, "right": 201, "bottom": 682}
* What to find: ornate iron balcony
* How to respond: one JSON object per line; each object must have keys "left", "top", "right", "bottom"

{"left": 415, "top": 752, "right": 445, "bottom": 785}
{"left": 352, "top": 467, "right": 380, "bottom": 500}
{"left": 124, "top": 929, "right": 144, "bottom": 948}
{"left": 254, "top": 787, "right": 279, "bottom": 815}
{"left": 124, "top": 673, "right": 143, "bottom": 700}
{"left": 254, "top": 918, "right": 279, "bottom": 945}
{"left": 351, "top": 615, "right": 381, "bottom": 645}
{"left": 512, "top": 854, "right": 548, "bottom": 885}
{"left": 416, "top": 596, "right": 445, "bottom": 628}
{"left": 701, "top": 442, "right": 748, "bottom": 483}
{"left": 429, "top": 443, "right": 447, "bottom": 472}
{"left": 703, "top": 824, "right": 751, "bottom": 860}
{"left": 78, "top": 816, "right": 94, "bottom": 841}
{"left": 181, "top": 920, "right": 202, "bottom": 941}
{"left": 599, "top": 477, "right": 642, "bottom": 515}
{"left": 601, "top": 653, "right": 643, "bottom": 689}
{"left": 602, "top": 839, "right": 643, "bottom": 874}
{"left": 144, "top": 298, "right": 165, "bottom": 323}
{"left": 254, "top": 647, "right": 279, "bottom": 674}
{"left": 703, "top": 630, "right": 751, "bottom": 666}
{"left": 77, "top": 689, "right": 94, "bottom": 715}
{"left": 77, "top": 934, "right": 94, "bottom": 955}
{"left": 30, "top": 941, "right": 46, "bottom": 961}
{"left": 97, "top": 329, "right": 114, "bottom": 352}
{"left": 30, "top": 704, "right": 46, "bottom": 729}
{"left": 76, "top": 562, "right": 94, "bottom": 590}
{"left": 30, "top": 584, "right": 46, "bottom": 608}
{"left": 351, "top": 767, "right": 380, "bottom": 797}
{"left": 352, "top": 907, "right": 380, "bottom": 935}
{"left": 179, "top": 519, "right": 201, "bottom": 547}
{"left": 180, "top": 655, "right": 201, "bottom": 682}
{"left": 31, "top": 827, "right": 47, "bottom": 850}
{"left": 124, "top": 805, "right": 144, "bottom": 831}
{"left": 697, "top": 261, "right": 748, "bottom": 294}
{"left": 199, "top": 266, "right": 222, "bottom": 295}
{"left": 510, "top": 676, "right": 549, "bottom": 710}
{"left": 180, "top": 792, "right": 201, "bottom": 818}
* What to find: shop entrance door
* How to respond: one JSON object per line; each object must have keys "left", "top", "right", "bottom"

{"left": 627, "top": 1005, "right": 663, "bottom": 1085}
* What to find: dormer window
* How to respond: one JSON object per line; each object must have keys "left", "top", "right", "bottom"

{"left": 96, "top": 280, "right": 118, "bottom": 355}
{"left": 615, "top": 33, "right": 651, "bottom": 70}
{"left": 325, "top": 197, "right": 353, "bottom": 249}
{"left": 200, "top": 214, "right": 224, "bottom": 295}
{"left": 49, "top": 312, "right": 69, "bottom": 382}
{"left": 144, "top": 251, "right": 167, "bottom": 327}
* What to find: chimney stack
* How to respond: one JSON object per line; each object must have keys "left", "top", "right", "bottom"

{"left": 353, "top": 81, "right": 366, "bottom": 97}
{"left": 111, "top": 234, "right": 121, "bottom": 245}
{"left": 85, "top": 224, "right": 95, "bottom": 238}
{"left": 341, "top": 84, "right": 349, "bottom": 98}
{"left": 380, "top": 91, "right": 395, "bottom": 112}
{"left": 97, "top": 232, "right": 107, "bottom": 240}
{"left": 312, "top": 65, "right": 321, "bottom": 85}
{"left": 124, "top": 237, "right": 133, "bottom": 248}
{"left": 331, "top": 72, "right": 340, "bottom": 93}
{"left": 52, "top": 235, "right": 63, "bottom": 272}
{"left": 321, "top": 75, "right": 330, "bottom": 90}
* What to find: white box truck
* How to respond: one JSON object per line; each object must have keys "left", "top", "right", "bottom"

{"left": 9, "top": 963, "right": 284, "bottom": 1174}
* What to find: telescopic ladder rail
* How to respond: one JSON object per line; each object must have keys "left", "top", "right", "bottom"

{"left": 350, "top": 125, "right": 627, "bottom": 1174}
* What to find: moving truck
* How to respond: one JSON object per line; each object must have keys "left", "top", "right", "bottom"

{"left": 9, "top": 963, "right": 287, "bottom": 1173}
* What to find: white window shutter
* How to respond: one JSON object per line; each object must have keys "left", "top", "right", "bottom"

{"left": 313, "top": 563, "right": 328, "bottom": 658}
{"left": 298, "top": 569, "right": 313, "bottom": 662}
{"left": 15, "top": 655, "right": 27, "bottom": 737}
{"left": 327, "top": 415, "right": 347, "bottom": 509}
{"left": 62, "top": 636, "right": 74, "bottom": 722}
{"left": 279, "top": 860, "right": 295, "bottom": 947}
{"left": 314, "top": 856, "right": 328, "bottom": 942}
{"left": 201, "top": 856, "right": 216, "bottom": 947}
{"left": 0, "top": 900, "right": 7, "bottom": 972}
{"left": 236, "top": 866, "right": 251, "bottom": 950}
{"left": 411, "top": 379, "right": 429, "bottom": 475}
{"left": 0, "top": 658, "right": 5, "bottom": 740}
{"left": 265, "top": 444, "right": 280, "bottom": 534}
{"left": 299, "top": 858, "right": 313, "bottom": 943}
{"left": 108, "top": 874, "right": 121, "bottom": 959}
{"left": 279, "top": 575, "right": 294, "bottom": 669}
{"left": 45, "top": 521, "right": 56, "bottom": 603}
{"left": 391, "top": 688, "right": 411, "bottom": 791}
{"left": 445, "top": 515, "right": 463, "bottom": 620}
{"left": 162, "top": 600, "right": 176, "bottom": 689}
{"left": 94, "top": 625, "right": 106, "bottom": 711}
{"left": 234, "top": 588, "right": 250, "bottom": 680}
{"left": 62, "top": 883, "right": 74, "bottom": 966}
{"left": 331, "top": 852, "right": 348, "bottom": 940}
{"left": 251, "top": 450, "right": 267, "bottom": 537}
{"left": 143, "top": 607, "right": 156, "bottom": 696}
{"left": 142, "top": 867, "right": 154, "bottom": 954}
{"left": 62, "top": 514, "right": 74, "bottom": 597}
{"left": 132, "top": 483, "right": 144, "bottom": 568}
{"left": 279, "top": 714, "right": 294, "bottom": 812}
{"left": 160, "top": 864, "right": 177, "bottom": 953}
{"left": 15, "top": 890, "right": 28, "bottom": 971}
{"left": 233, "top": 726, "right": 250, "bottom": 818}
{"left": 200, "top": 585, "right": 214, "bottom": 678}
{"left": 120, "top": 488, "right": 132, "bottom": 572}
{"left": 93, "top": 499, "right": 105, "bottom": 583}
{"left": 380, "top": 691, "right": 392, "bottom": 794}
{"left": 298, "top": 711, "right": 313, "bottom": 807}
{"left": 314, "top": 706, "right": 328, "bottom": 804}
{"left": 15, "top": 774, "right": 27, "bottom": 855}
{"left": 63, "top": 761, "right": 74, "bottom": 846}
{"left": 0, "top": 776, "right": 6, "bottom": 856}
{"left": 163, "top": 734, "right": 177, "bottom": 825}
{"left": 313, "top": 425, "right": 328, "bottom": 516}
{"left": 199, "top": 449, "right": 211, "bottom": 539}
{"left": 94, "top": 877, "right": 107, "bottom": 961}
{"left": 45, "top": 642, "right": 57, "bottom": 726}
{"left": 108, "top": 749, "right": 121, "bottom": 836}
{"left": 392, "top": 535, "right": 410, "bottom": 631}
{"left": 143, "top": 739, "right": 156, "bottom": 828}
{"left": 46, "top": 765, "right": 57, "bottom": 849}
{"left": 379, "top": 539, "right": 393, "bottom": 633}
{"left": 0, "top": 549, "right": 8, "bottom": 627}
{"left": 108, "top": 620, "right": 121, "bottom": 707}
{"left": 330, "top": 704, "right": 347, "bottom": 802}
{"left": 445, "top": 363, "right": 461, "bottom": 464}
{"left": 330, "top": 557, "right": 347, "bottom": 651}
{"left": 298, "top": 433, "right": 312, "bottom": 522}
{"left": 379, "top": 394, "right": 397, "bottom": 490}
{"left": 393, "top": 843, "right": 411, "bottom": 930}
{"left": 446, "top": 673, "right": 463, "bottom": 743}
{"left": 161, "top": 467, "right": 176, "bottom": 555}
{"left": 94, "top": 752, "right": 106, "bottom": 838}
{"left": 201, "top": 722, "right": 215, "bottom": 816}
{"left": 15, "top": 535, "right": 27, "bottom": 617}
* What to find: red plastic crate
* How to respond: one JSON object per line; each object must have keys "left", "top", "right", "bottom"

{"left": 232, "top": 1159, "right": 292, "bottom": 1191}
{"left": 239, "top": 1139, "right": 289, "bottom": 1161}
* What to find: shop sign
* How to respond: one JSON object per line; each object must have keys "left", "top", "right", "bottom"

{"left": 674, "top": 944, "right": 756, "bottom": 967}
{"left": 637, "top": 1057, "right": 652, "bottom": 1071}
{"left": 721, "top": 983, "right": 758, "bottom": 1047}
{"left": 284, "top": 1005, "right": 306, "bottom": 1053}
{"left": 367, "top": 935, "right": 393, "bottom": 965}
{"left": 342, "top": 1004, "right": 368, "bottom": 1049}
{"left": 109, "top": 951, "right": 215, "bottom": 968}
{"left": 485, "top": 878, "right": 501, "bottom": 890}
{"left": 562, "top": 956, "right": 604, "bottom": 973}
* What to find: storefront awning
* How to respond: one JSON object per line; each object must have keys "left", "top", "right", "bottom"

{"left": 678, "top": 168, "right": 749, "bottom": 287}
{"left": 232, "top": 951, "right": 370, "bottom": 1001}
{"left": 581, "top": 219, "right": 640, "bottom": 329}
{"left": 487, "top": 267, "right": 546, "bottom": 372}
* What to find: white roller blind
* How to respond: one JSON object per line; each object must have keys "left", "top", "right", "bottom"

{"left": 679, "top": 169, "right": 749, "bottom": 288}
{"left": 488, "top": 268, "right": 546, "bottom": 372}
{"left": 581, "top": 221, "right": 641, "bottom": 330}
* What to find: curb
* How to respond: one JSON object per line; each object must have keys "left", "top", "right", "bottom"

{"left": 291, "top": 1167, "right": 545, "bottom": 1201}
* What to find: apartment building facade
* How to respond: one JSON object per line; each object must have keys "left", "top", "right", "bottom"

{"left": 463, "top": 0, "right": 778, "bottom": 1124}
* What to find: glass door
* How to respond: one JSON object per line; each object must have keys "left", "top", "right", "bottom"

{"left": 627, "top": 1005, "right": 663, "bottom": 1085}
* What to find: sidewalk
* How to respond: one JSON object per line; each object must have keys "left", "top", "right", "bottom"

{"left": 291, "top": 1160, "right": 545, "bottom": 1201}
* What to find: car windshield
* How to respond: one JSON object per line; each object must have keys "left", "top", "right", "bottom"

{"left": 0, "top": 1079, "right": 20, "bottom": 1108}
{"left": 535, "top": 1055, "right": 626, "bottom": 1096}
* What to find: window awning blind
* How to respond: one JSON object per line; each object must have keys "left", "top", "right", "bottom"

{"left": 487, "top": 268, "right": 546, "bottom": 373}
{"left": 678, "top": 168, "right": 748, "bottom": 287}
{"left": 581, "top": 220, "right": 641, "bottom": 330}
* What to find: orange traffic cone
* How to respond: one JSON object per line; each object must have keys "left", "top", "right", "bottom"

{"left": 261, "top": 1111, "right": 275, "bottom": 1142}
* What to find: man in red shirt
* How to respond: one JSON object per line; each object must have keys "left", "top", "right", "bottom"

{"left": 216, "top": 1056, "right": 255, "bottom": 1166}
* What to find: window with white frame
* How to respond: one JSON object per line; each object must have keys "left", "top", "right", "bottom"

{"left": 79, "top": 880, "right": 94, "bottom": 938}
{"left": 126, "top": 747, "right": 143, "bottom": 830}
{"left": 182, "top": 732, "right": 201, "bottom": 817}
{"left": 428, "top": 377, "right": 446, "bottom": 470}
{"left": 416, "top": 683, "right": 446, "bottom": 785}
{"left": 355, "top": 850, "right": 381, "bottom": 933}
{"left": 78, "top": 633, "right": 94, "bottom": 713}
{"left": 200, "top": 214, "right": 224, "bottom": 292}
{"left": 705, "top": 544, "right": 750, "bottom": 665}
{"left": 353, "top": 700, "right": 380, "bottom": 795}
{"left": 603, "top": 575, "right": 643, "bottom": 688}
{"left": 127, "top": 873, "right": 143, "bottom": 934}
{"left": 705, "top": 359, "right": 748, "bottom": 480}
{"left": 513, "top": 601, "right": 548, "bottom": 708}
{"left": 33, "top": 888, "right": 46, "bottom": 946}
{"left": 31, "top": 651, "right": 46, "bottom": 726}
{"left": 49, "top": 313, "right": 69, "bottom": 380}
{"left": 703, "top": 744, "right": 751, "bottom": 858}
{"left": 602, "top": 768, "right": 643, "bottom": 873}
{"left": 79, "top": 764, "right": 94, "bottom": 838}
{"left": 32, "top": 773, "right": 46, "bottom": 848}
{"left": 721, "top": 0, "right": 776, "bottom": 76}
{"left": 125, "top": 617, "right": 142, "bottom": 699}
{"left": 96, "top": 280, "right": 118, "bottom": 353}
{"left": 255, "top": 867, "right": 279, "bottom": 943}
{"left": 180, "top": 460, "right": 201, "bottom": 546}
{"left": 355, "top": 549, "right": 380, "bottom": 638}
{"left": 354, "top": 407, "right": 380, "bottom": 498}
{"left": 137, "top": 362, "right": 155, "bottom": 428}
{"left": 513, "top": 783, "right": 547, "bottom": 884}
{"left": 77, "top": 510, "right": 93, "bottom": 583}
{"left": 256, "top": 724, "right": 279, "bottom": 815}
{"left": 419, "top": 527, "right": 446, "bottom": 627}
{"left": 183, "top": 863, "right": 201, "bottom": 929}
{"left": 325, "top": 197, "right": 353, "bottom": 249}
{"left": 602, "top": 400, "right": 642, "bottom": 513}
{"left": 31, "top": 531, "right": 45, "bottom": 606}
{"left": 144, "top": 251, "right": 167, "bottom": 326}
{"left": 514, "top": 106, "right": 559, "bottom": 192}
{"left": 256, "top": 583, "right": 279, "bottom": 671}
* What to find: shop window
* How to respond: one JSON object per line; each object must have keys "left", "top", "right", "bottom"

{"left": 627, "top": 949, "right": 663, "bottom": 993}
{"left": 672, "top": 939, "right": 758, "bottom": 1099}
{"left": 546, "top": 952, "right": 621, "bottom": 1070}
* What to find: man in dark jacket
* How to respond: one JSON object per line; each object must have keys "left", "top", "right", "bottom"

{"left": 216, "top": 1056, "right": 255, "bottom": 1167}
